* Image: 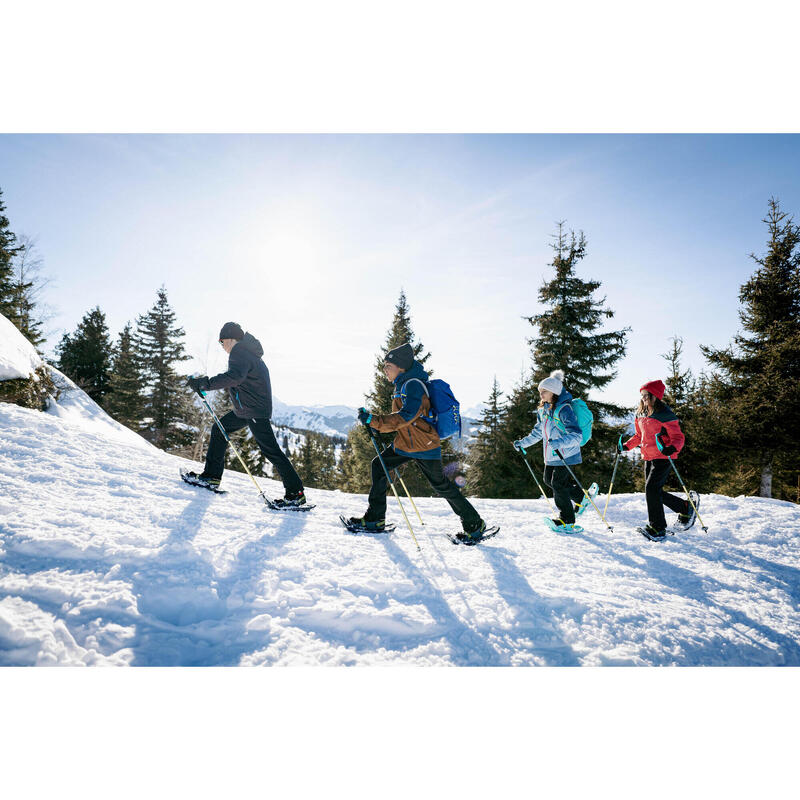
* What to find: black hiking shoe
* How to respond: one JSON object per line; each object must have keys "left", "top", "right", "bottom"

{"left": 185, "top": 471, "right": 221, "bottom": 489}
{"left": 345, "top": 517, "right": 386, "bottom": 532}
{"left": 677, "top": 498, "right": 697, "bottom": 529}
{"left": 271, "top": 489, "right": 307, "bottom": 509}
{"left": 460, "top": 519, "right": 487, "bottom": 542}
{"left": 643, "top": 523, "right": 667, "bottom": 540}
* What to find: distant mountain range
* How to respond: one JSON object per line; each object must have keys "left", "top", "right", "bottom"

{"left": 271, "top": 398, "right": 358, "bottom": 438}
{"left": 272, "top": 397, "right": 482, "bottom": 445}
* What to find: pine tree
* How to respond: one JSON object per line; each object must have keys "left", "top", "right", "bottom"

{"left": 0, "top": 187, "right": 23, "bottom": 321}
{"left": 701, "top": 198, "right": 800, "bottom": 499}
{"left": 466, "top": 378, "right": 514, "bottom": 497}
{"left": 297, "top": 432, "right": 338, "bottom": 490}
{"left": 56, "top": 307, "right": 113, "bottom": 405}
{"left": 7, "top": 236, "right": 50, "bottom": 350}
{"left": 521, "top": 222, "right": 633, "bottom": 492}
{"left": 134, "top": 286, "right": 191, "bottom": 450}
{"left": 337, "top": 290, "right": 438, "bottom": 496}
{"left": 105, "top": 323, "right": 146, "bottom": 429}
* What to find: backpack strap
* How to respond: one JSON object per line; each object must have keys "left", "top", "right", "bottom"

{"left": 397, "top": 377, "right": 435, "bottom": 422}
{"left": 552, "top": 402, "right": 572, "bottom": 428}
{"left": 399, "top": 377, "right": 429, "bottom": 398}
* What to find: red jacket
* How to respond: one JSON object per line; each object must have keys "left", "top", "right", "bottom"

{"left": 624, "top": 406, "right": 685, "bottom": 461}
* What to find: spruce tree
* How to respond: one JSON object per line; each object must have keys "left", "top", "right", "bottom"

{"left": 701, "top": 198, "right": 800, "bottom": 499}
{"left": 297, "top": 432, "right": 338, "bottom": 490}
{"left": 105, "top": 322, "right": 146, "bottom": 429}
{"left": 521, "top": 222, "right": 633, "bottom": 491}
{"left": 7, "top": 236, "right": 49, "bottom": 350}
{"left": 0, "top": 187, "right": 23, "bottom": 321}
{"left": 466, "top": 378, "right": 514, "bottom": 497}
{"left": 134, "top": 286, "right": 191, "bottom": 450}
{"left": 336, "top": 290, "right": 438, "bottom": 496}
{"left": 56, "top": 307, "right": 113, "bottom": 405}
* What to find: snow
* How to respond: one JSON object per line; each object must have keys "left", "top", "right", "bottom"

{"left": 1, "top": 398, "right": 799, "bottom": 666}
{"left": 0, "top": 311, "right": 42, "bottom": 380}
{"left": 46, "top": 367, "right": 155, "bottom": 452}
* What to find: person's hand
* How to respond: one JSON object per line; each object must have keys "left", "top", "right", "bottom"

{"left": 188, "top": 375, "right": 210, "bottom": 394}
{"left": 656, "top": 426, "right": 676, "bottom": 456}
{"left": 357, "top": 407, "right": 373, "bottom": 425}
{"left": 617, "top": 436, "right": 626, "bottom": 453}
{"left": 512, "top": 439, "right": 526, "bottom": 453}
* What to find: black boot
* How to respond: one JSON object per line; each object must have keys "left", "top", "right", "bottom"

{"left": 271, "top": 489, "right": 307, "bottom": 508}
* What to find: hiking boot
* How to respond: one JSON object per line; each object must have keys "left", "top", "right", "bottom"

{"left": 643, "top": 523, "right": 667, "bottom": 540}
{"left": 345, "top": 517, "right": 386, "bottom": 532}
{"left": 461, "top": 519, "right": 487, "bottom": 542}
{"left": 272, "top": 489, "right": 307, "bottom": 508}
{"left": 185, "top": 471, "right": 221, "bottom": 488}
{"left": 677, "top": 498, "right": 697, "bottom": 529}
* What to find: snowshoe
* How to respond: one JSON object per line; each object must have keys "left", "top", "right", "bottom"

{"left": 266, "top": 490, "right": 315, "bottom": 512}
{"left": 638, "top": 524, "right": 667, "bottom": 541}
{"left": 180, "top": 469, "right": 226, "bottom": 494}
{"left": 574, "top": 482, "right": 599, "bottom": 516}
{"left": 676, "top": 491, "right": 700, "bottom": 530}
{"left": 448, "top": 522, "right": 500, "bottom": 546}
{"left": 339, "top": 515, "right": 395, "bottom": 534}
{"left": 544, "top": 516, "right": 583, "bottom": 534}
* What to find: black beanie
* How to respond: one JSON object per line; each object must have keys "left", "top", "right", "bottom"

{"left": 219, "top": 322, "right": 244, "bottom": 341}
{"left": 384, "top": 342, "right": 414, "bottom": 371}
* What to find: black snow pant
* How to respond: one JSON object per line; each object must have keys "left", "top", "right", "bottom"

{"left": 366, "top": 448, "right": 482, "bottom": 530}
{"left": 543, "top": 464, "right": 584, "bottom": 524}
{"left": 204, "top": 411, "right": 303, "bottom": 494}
{"left": 645, "top": 459, "right": 689, "bottom": 531}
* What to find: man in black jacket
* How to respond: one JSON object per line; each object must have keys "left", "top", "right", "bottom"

{"left": 186, "top": 322, "right": 306, "bottom": 507}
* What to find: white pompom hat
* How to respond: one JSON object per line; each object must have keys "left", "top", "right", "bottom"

{"left": 538, "top": 369, "right": 564, "bottom": 395}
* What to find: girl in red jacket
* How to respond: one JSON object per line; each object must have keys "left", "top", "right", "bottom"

{"left": 620, "top": 379, "right": 695, "bottom": 539}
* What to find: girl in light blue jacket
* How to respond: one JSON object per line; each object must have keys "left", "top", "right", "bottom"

{"left": 513, "top": 370, "right": 596, "bottom": 529}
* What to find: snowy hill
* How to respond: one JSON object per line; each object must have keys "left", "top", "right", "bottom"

{"left": 1, "top": 393, "right": 799, "bottom": 666}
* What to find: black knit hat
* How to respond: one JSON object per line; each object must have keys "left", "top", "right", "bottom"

{"left": 219, "top": 322, "right": 244, "bottom": 341}
{"left": 384, "top": 342, "right": 414, "bottom": 371}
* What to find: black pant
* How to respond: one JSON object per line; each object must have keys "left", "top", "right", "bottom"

{"left": 543, "top": 464, "right": 584, "bottom": 524}
{"left": 367, "top": 448, "right": 482, "bottom": 528}
{"left": 205, "top": 411, "right": 303, "bottom": 494}
{"left": 645, "top": 459, "right": 688, "bottom": 531}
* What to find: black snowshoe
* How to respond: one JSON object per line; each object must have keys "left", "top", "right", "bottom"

{"left": 180, "top": 470, "right": 226, "bottom": 494}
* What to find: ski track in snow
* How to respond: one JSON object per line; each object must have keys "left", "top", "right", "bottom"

{"left": 1, "top": 402, "right": 799, "bottom": 666}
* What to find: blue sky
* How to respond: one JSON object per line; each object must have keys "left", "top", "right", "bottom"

{"left": 1, "top": 134, "right": 799, "bottom": 411}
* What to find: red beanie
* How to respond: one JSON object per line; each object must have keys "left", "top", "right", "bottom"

{"left": 640, "top": 379, "right": 666, "bottom": 400}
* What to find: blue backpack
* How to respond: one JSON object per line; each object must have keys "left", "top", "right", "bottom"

{"left": 553, "top": 398, "right": 593, "bottom": 446}
{"left": 400, "top": 377, "right": 462, "bottom": 440}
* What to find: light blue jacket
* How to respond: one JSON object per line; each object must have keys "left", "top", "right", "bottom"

{"left": 517, "top": 389, "right": 583, "bottom": 466}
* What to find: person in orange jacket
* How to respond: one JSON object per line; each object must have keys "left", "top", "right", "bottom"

{"left": 620, "top": 379, "right": 695, "bottom": 539}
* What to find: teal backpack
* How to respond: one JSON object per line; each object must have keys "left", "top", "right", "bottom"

{"left": 553, "top": 398, "right": 593, "bottom": 446}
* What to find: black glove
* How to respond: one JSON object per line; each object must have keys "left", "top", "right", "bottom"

{"left": 188, "top": 375, "right": 210, "bottom": 394}
{"left": 357, "top": 407, "right": 373, "bottom": 425}
{"left": 656, "top": 426, "right": 676, "bottom": 456}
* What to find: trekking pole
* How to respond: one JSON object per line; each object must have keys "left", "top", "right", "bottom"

{"left": 555, "top": 449, "right": 614, "bottom": 532}
{"left": 195, "top": 388, "right": 269, "bottom": 505}
{"left": 656, "top": 434, "right": 708, "bottom": 532}
{"left": 517, "top": 446, "right": 557, "bottom": 513}
{"left": 603, "top": 442, "right": 622, "bottom": 521}
{"left": 363, "top": 423, "right": 421, "bottom": 551}
{"left": 394, "top": 469, "right": 425, "bottom": 526}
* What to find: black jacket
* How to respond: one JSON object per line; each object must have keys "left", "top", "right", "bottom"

{"left": 208, "top": 333, "right": 273, "bottom": 419}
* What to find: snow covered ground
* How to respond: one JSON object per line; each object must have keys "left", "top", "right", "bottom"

{"left": 1, "top": 396, "right": 799, "bottom": 667}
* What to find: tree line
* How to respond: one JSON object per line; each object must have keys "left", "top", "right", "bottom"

{"left": 2, "top": 184, "right": 799, "bottom": 501}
